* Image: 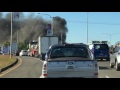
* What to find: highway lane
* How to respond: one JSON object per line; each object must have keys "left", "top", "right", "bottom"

{"left": 0, "top": 56, "right": 43, "bottom": 78}
{"left": 98, "top": 60, "right": 120, "bottom": 78}
{"left": 0, "top": 56, "right": 120, "bottom": 78}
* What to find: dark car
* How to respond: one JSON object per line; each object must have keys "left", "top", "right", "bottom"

{"left": 14, "top": 50, "right": 21, "bottom": 56}
{"left": 92, "top": 44, "right": 110, "bottom": 61}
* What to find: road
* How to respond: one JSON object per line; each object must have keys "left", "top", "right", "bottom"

{"left": 0, "top": 56, "right": 120, "bottom": 78}
{"left": 0, "top": 56, "right": 43, "bottom": 78}
{"left": 99, "top": 60, "right": 120, "bottom": 78}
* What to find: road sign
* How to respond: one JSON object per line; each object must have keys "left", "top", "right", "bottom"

{"left": 13, "top": 12, "right": 20, "bottom": 21}
{"left": 47, "top": 24, "right": 52, "bottom": 36}
{"left": 2, "top": 46, "right": 10, "bottom": 54}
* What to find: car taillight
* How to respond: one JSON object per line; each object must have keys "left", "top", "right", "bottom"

{"left": 43, "top": 74, "right": 47, "bottom": 77}
{"left": 42, "top": 64, "right": 47, "bottom": 77}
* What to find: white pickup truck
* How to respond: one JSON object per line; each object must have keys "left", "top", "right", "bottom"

{"left": 40, "top": 44, "right": 99, "bottom": 78}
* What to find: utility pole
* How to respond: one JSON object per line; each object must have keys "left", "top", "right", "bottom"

{"left": 17, "top": 28, "right": 19, "bottom": 44}
{"left": 87, "top": 12, "right": 88, "bottom": 44}
{"left": 61, "top": 32, "right": 62, "bottom": 44}
{"left": 10, "top": 12, "right": 13, "bottom": 58}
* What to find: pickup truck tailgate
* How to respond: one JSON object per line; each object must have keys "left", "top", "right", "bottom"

{"left": 46, "top": 60, "right": 97, "bottom": 78}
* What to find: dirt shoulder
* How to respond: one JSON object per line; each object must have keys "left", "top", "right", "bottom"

{"left": 0, "top": 55, "right": 17, "bottom": 70}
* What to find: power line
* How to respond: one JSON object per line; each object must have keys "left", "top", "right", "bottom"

{"left": 67, "top": 20, "right": 120, "bottom": 25}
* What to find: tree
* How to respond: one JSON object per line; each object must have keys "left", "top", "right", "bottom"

{"left": 18, "top": 41, "right": 28, "bottom": 50}
{"left": 3, "top": 41, "right": 10, "bottom": 47}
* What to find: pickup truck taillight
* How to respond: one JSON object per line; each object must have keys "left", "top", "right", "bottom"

{"left": 42, "top": 64, "right": 47, "bottom": 77}
{"left": 94, "top": 63, "right": 98, "bottom": 78}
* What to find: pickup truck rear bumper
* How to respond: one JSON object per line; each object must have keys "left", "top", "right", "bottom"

{"left": 95, "top": 57, "right": 110, "bottom": 60}
{"left": 40, "top": 75, "right": 96, "bottom": 78}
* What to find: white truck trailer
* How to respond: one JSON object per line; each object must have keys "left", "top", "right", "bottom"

{"left": 38, "top": 36, "right": 59, "bottom": 60}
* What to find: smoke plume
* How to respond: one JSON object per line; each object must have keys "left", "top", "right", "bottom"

{"left": 0, "top": 12, "right": 68, "bottom": 44}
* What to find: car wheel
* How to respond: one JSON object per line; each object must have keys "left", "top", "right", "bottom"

{"left": 116, "top": 61, "right": 120, "bottom": 71}
{"left": 110, "top": 62, "right": 114, "bottom": 68}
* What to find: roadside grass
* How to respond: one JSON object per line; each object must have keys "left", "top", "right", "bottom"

{"left": 0, "top": 55, "right": 16, "bottom": 69}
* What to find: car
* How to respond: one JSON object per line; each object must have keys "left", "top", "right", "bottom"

{"left": 90, "top": 43, "right": 110, "bottom": 61}
{"left": 110, "top": 46, "right": 120, "bottom": 71}
{"left": 19, "top": 50, "right": 28, "bottom": 56}
{"left": 41, "top": 43, "right": 98, "bottom": 78}
{"left": 14, "top": 50, "right": 21, "bottom": 56}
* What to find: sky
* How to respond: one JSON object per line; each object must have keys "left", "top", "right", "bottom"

{"left": 4, "top": 12, "right": 120, "bottom": 45}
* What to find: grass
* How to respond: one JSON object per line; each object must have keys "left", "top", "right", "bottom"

{"left": 0, "top": 55, "right": 16, "bottom": 69}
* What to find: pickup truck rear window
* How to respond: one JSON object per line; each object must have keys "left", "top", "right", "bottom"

{"left": 94, "top": 44, "right": 109, "bottom": 50}
{"left": 50, "top": 47, "right": 89, "bottom": 58}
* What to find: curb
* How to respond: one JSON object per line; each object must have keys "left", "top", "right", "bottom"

{"left": 0, "top": 58, "right": 19, "bottom": 73}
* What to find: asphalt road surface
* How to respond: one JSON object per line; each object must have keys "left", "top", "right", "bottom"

{"left": 0, "top": 56, "right": 120, "bottom": 78}
{"left": 99, "top": 60, "right": 120, "bottom": 78}
{"left": 0, "top": 56, "right": 43, "bottom": 78}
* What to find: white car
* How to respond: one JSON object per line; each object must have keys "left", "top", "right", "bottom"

{"left": 19, "top": 50, "right": 28, "bottom": 56}
{"left": 110, "top": 46, "right": 120, "bottom": 71}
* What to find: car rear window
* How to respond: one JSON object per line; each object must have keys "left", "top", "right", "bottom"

{"left": 94, "top": 44, "right": 109, "bottom": 50}
{"left": 50, "top": 46, "right": 89, "bottom": 58}
{"left": 22, "top": 50, "right": 27, "bottom": 52}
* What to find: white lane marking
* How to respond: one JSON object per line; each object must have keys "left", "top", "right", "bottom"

{"left": 106, "top": 75, "right": 110, "bottom": 78}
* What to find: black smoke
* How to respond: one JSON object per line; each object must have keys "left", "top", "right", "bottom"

{"left": 0, "top": 12, "right": 68, "bottom": 44}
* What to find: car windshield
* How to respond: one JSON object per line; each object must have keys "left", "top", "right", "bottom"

{"left": 50, "top": 46, "right": 89, "bottom": 58}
